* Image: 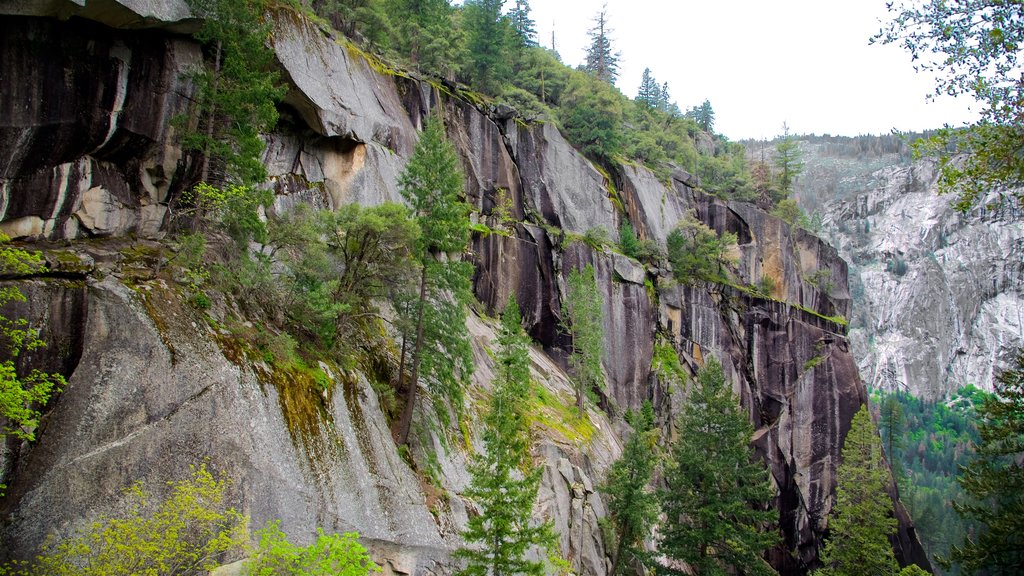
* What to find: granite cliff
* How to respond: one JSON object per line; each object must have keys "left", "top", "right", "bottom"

{"left": 0, "top": 3, "right": 928, "bottom": 574}
{"left": 821, "top": 160, "right": 1024, "bottom": 400}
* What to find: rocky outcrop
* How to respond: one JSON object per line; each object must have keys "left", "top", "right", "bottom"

{"left": 823, "top": 161, "right": 1024, "bottom": 399}
{"left": 0, "top": 3, "right": 928, "bottom": 574}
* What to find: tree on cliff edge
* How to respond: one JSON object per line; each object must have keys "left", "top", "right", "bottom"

{"left": 658, "top": 357, "right": 779, "bottom": 576}
{"left": 395, "top": 115, "right": 474, "bottom": 447}
{"left": 815, "top": 406, "right": 900, "bottom": 576}
{"left": 456, "top": 297, "right": 556, "bottom": 576}
{"left": 584, "top": 6, "right": 619, "bottom": 84}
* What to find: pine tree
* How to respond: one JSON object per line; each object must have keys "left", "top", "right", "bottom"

{"left": 395, "top": 115, "right": 474, "bottom": 447}
{"left": 658, "top": 356, "right": 778, "bottom": 576}
{"left": 182, "top": 0, "right": 285, "bottom": 186}
{"left": 944, "top": 354, "right": 1024, "bottom": 574}
{"left": 386, "top": 0, "right": 460, "bottom": 77}
{"left": 507, "top": 0, "right": 536, "bottom": 47}
{"left": 636, "top": 68, "right": 659, "bottom": 107}
{"left": 455, "top": 296, "right": 555, "bottom": 576}
{"left": 462, "top": 0, "right": 513, "bottom": 93}
{"left": 602, "top": 402, "right": 659, "bottom": 575}
{"left": 561, "top": 264, "right": 605, "bottom": 417}
{"left": 691, "top": 99, "right": 715, "bottom": 133}
{"left": 584, "top": 6, "right": 619, "bottom": 84}
{"left": 816, "top": 406, "right": 900, "bottom": 576}
{"left": 773, "top": 123, "right": 803, "bottom": 199}
{"left": 658, "top": 82, "right": 675, "bottom": 115}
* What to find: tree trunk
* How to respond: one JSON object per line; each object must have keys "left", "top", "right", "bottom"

{"left": 397, "top": 263, "right": 429, "bottom": 446}
{"left": 200, "top": 39, "right": 222, "bottom": 186}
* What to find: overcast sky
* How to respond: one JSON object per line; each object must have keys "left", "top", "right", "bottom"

{"left": 526, "top": 0, "right": 979, "bottom": 140}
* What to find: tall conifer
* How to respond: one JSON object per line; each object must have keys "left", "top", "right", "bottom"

{"left": 395, "top": 115, "right": 474, "bottom": 446}
{"left": 816, "top": 406, "right": 900, "bottom": 576}
{"left": 659, "top": 357, "right": 778, "bottom": 576}
{"left": 456, "top": 297, "right": 555, "bottom": 576}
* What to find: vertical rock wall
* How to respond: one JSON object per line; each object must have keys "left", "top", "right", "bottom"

{"left": 0, "top": 3, "right": 929, "bottom": 574}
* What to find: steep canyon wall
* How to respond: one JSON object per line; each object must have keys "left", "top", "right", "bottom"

{"left": 0, "top": 3, "right": 928, "bottom": 573}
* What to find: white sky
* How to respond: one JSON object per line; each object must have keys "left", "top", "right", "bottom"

{"left": 526, "top": 0, "right": 980, "bottom": 140}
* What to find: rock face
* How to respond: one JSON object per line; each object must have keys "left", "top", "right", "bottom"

{"left": 823, "top": 161, "right": 1024, "bottom": 399}
{"left": 0, "top": 3, "right": 929, "bottom": 574}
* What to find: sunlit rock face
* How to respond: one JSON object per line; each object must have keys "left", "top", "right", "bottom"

{"left": 822, "top": 160, "right": 1024, "bottom": 400}
{"left": 0, "top": 3, "right": 930, "bottom": 574}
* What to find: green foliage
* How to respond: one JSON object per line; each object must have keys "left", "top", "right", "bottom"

{"left": 658, "top": 356, "right": 779, "bottom": 576}
{"left": 584, "top": 7, "right": 618, "bottom": 84}
{"left": 665, "top": 212, "right": 738, "bottom": 284}
{"left": 944, "top": 354, "right": 1024, "bottom": 575}
{"left": 875, "top": 1, "right": 1024, "bottom": 210}
{"left": 689, "top": 99, "right": 715, "bottom": 133}
{"left": 815, "top": 406, "right": 900, "bottom": 576}
{"left": 386, "top": 0, "right": 462, "bottom": 77}
{"left": 636, "top": 68, "right": 660, "bottom": 108}
{"left": 773, "top": 124, "right": 804, "bottom": 199}
{"left": 618, "top": 222, "right": 643, "bottom": 260}
{"left": 181, "top": 182, "right": 273, "bottom": 247}
{"left": 562, "top": 264, "right": 605, "bottom": 416}
{"left": 752, "top": 275, "right": 777, "bottom": 298}
{"left": 182, "top": 0, "right": 286, "bottom": 185}
{"left": 602, "top": 401, "right": 659, "bottom": 575}
{"left": 698, "top": 139, "right": 754, "bottom": 200}
{"left": 456, "top": 297, "right": 557, "bottom": 576}
{"left": 507, "top": 0, "right": 536, "bottom": 47}
{"left": 461, "top": 0, "right": 513, "bottom": 93}
{"left": 395, "top": 114, "right": 474, "bottom": 445}
{"left": 579, "top": 226, "right": 611, "bottom": 251}
{"left": 1, "top": 465, "right": 249, "bottom": 576}
{"left": 770, "top": 198, "right": 814, "bottom": 231}
{"left": 559, "top": 71, "right": 625, "bottom": 163}
{"left": 651, "top": 339, "right": 686, "bottom": 393}
{"left": 245, "top": 521, "right": 381, "bottom": 575}
{"left": 0, "top": 235, "right": 65, "bottom": 443}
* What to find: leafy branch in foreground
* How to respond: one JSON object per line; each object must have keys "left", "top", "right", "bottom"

{"left": 874, "top": 1, "right": 1024, "bottom": 211}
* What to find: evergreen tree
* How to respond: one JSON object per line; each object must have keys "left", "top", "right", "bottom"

{"left": 691, "top": 99, "right": 715, "bottom": 133}
{"left": 636, "top": 68, "right": 659, "bottom": 107}
{"left": 816, "top": 406, "right": 900, "bottom": 576}
{"left": 462, "top": 0, "right": 512, "bottom": 93}
{"left": 602, "top": 402, "right": 659, "bottom": 575}
{"left": 880, "top": 395, "right": 905, "bottom": 479}
{"left": 561, "top": 264, "right": 605, "bottom": 417}
{"left": 944, "top": 354, "right": 1024, "bottom": 574}
{"left": 182, "top": 0, "right": 286, "bottom": 186}
{"left": 456, "top": 296, "right": 555, "bottom": 576}
{"left": 559, "top": 71, "right": 625, "bottom": 163}
{"left": 584, "top": 6, "right": 619, "bottom": 84}
{"left": 773, "top": 123, "right": 804, "bottom": 198}
{"left": 658, "top": 82, "right": 678, "bottom": 115}
{"left": 395, "top": 115, "right": 474, "bottom": 446}
{"left": 507, "top": 0, "right": 536, "bottom": 47}
{"left": 658, "top": 356, "right": 778, "bottom": 576}
{"left": 386, "top": 0, "right": 461, "bottom": 77}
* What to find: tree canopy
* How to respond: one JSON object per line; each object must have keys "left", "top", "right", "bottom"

{"left": 658, "top": 356, "right": 778, "bottom": 576}
{"left": 815, "top": 405, "right": 900, "bottom": 576}
{"left": 456, "top": 296, "right": 556, "bottom": 576}
{"left": 875, "top": 0, "right": 1024, "bottom": 211}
